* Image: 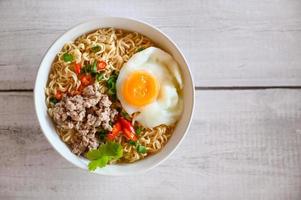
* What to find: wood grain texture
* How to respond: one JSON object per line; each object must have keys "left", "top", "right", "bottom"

{"left": 0, "top": 0, "right": 301, "bottom": 89}
{"left": 1, "top": 90, "right": 301, "bottom": 199}
{"left": 1, "top": 0, "right": 301, "bottom": 199}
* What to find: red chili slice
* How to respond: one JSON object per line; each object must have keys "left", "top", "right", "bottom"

{"left": 107, "top": 122, "right": 122, "bottom": 141}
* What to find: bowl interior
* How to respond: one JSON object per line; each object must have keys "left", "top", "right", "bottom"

{"left": 34, "top": 17, "right": 194, "bottom": 175}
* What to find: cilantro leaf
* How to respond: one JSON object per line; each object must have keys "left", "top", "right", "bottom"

{"left": 85, "top": 142, "right": 123, "bottom": 171}
{"left": 86, "top": 149, "right": 103, "bottom": 160}
{"left": 103, "top": 142, "right": 123, "bottom": 158}
{"left": 88, "top": 156, "right": 109, "bottom": 171}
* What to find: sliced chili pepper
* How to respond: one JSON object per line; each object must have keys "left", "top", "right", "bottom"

{"left": 122, "top": 128, "right": 137, "bottom": 141}
{"left": 71, "top": 84, "right": 84, "bottom": 96}
{"left": 74, "top": 63, "right": 81, "bottom": 75}
{"left": 80, "top": 74, "right": 92, "bottom": 86}
{"left": 119, "top": 117, "right": 135, "bottom": 133}
{"left": 107, "top": 122, "right": 122, "bottom": 141}
{"left": 119, "top": 117, "right": 137, "bottom": 141}
{"left": 97, "top": 61, "right": 107, "bottom": 71}
{"left": 55, "top": 90, "right": 63, "bottom": 100}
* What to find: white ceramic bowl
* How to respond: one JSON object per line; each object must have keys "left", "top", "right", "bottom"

{"left": 34, "top": 17, "right": 194, "bottom": 175}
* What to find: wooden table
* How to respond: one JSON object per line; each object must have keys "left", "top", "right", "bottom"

{"left": 1, "top": 0, "right": 301, "bottom": 199}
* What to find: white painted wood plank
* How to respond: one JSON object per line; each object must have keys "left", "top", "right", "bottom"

{"left": 0, "top": 0, "right": 301, "bottom": 89}
{"left": 1, "top": 90, "right": 301, "bottom": 199}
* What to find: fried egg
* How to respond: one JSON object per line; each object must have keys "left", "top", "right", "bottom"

{"left": 116, "top": 47, "right": 183, "bottom": 128}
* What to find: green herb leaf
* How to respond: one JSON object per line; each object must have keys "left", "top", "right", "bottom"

{"left": 129, "top": 140, "right": 136, "bottom": 146}
{"left": 86, "top": 149, "right": 103, "bottom": 160}
{"left": 137, "top": 145, "right": 147, "bottom": 154}
{"left": 86, "top": 142, "right": 123, "bottom": 171}
{"left": 91, "top": 45, "right": 101, "bottom": 53}
{"left": 136, "top": 47, "right": 145, "bottom": 52}
{"left": 49, "top": 96, "right": 58, "bottom": 105}
{"left": 63, "top": 53, "right": 73, "bottom": 62}
{"left": 88, "top": 156, "right": 109, "bottom": 171}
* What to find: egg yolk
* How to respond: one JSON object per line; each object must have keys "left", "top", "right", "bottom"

{"left": 123, "top": 71, "right": 159, "bottom": 107}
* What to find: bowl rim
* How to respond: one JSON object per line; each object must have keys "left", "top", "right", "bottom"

{"left": 34, "top": 16, "right": 195, "bottom": 175}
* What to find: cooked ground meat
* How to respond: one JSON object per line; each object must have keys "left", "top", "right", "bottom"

{"left": 49, "top": 83, "right": 118, "bottom": 155}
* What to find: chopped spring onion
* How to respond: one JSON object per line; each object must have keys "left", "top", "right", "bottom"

{"left": 96, "top": 73, "right": 103, "bottom": 81}
{"left": 136, "top": 47, "right": 145, "bottom": 52}
{"left": 98, "top": 130, "right": 107, "bottom": 140}
{"left": 121, "top": 111, "right": 131, "bottom": 121}
{"left": 91, "top": 45, "right": 101, "bottom": 53}
{"left": 107, "top": 75, "right": 117, "bottom": 96}
{"left": 81, "top": 64, "right": 92, "bottom": 74}
{"left": 86, "top": 142, "right": 123, "bottom": 171}
{"left": 91, "top": 61, "right": 97, "bottom": 74}
{"left": 49, "top": 97, "right": 58, "bottom": 105}
{"left": 137, "top": 145, "right": 147, "bottom": 154}
{"left": 135, "top": 126, "right": 142, "bottom": 135}
{"left": 63, "top": 53, "right": 73, "bottom": 62}
{"left": 129, "top": 140, "right": 136, "bottom": 146}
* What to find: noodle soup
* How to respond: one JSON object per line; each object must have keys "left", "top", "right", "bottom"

{"left": 45, "top": 28, "right": 183, "bottom": 171}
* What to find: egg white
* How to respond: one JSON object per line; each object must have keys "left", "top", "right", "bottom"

{"left": 116, "top": 47, "right": 183, "bottom": 128}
